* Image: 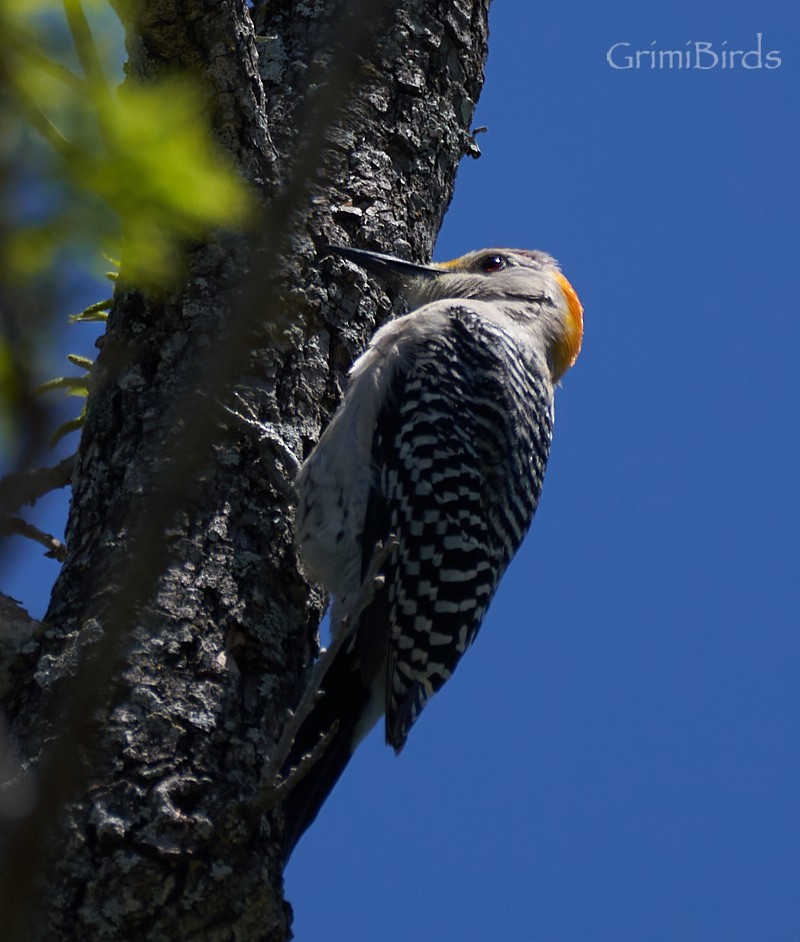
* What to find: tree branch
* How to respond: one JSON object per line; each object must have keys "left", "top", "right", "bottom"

{"left": 0, "top": 457, "right": 75, "bottom": 517}
{"left": 0, "top": 594, "right": 41, "bottom": 708}
{"left": 0, "top": 518, "right": 68, "bottom": 562}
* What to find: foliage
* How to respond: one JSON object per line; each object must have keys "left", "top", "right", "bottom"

{"left": 2, "top": 0, "right": 250, "bottom": 287}
{"left": 36, "top": 278, "right": 114, "bottom": 445}
{"left": 0, "top": 0, "right": 252, "bottom": 456}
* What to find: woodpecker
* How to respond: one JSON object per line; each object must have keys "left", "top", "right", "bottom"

{"left": 283, "top": 244, "right": 583, "bottom": 856}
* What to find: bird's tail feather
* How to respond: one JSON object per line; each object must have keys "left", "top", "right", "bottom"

{"left": 280, "top": 644, "right": 372, "bottom": 860}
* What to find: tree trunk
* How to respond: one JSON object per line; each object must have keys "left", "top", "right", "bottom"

{"left": 0, "top": 0, "right": 490, "bottom": 937}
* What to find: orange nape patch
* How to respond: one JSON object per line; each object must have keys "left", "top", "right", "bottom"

{"left": 553, "top": 271, "right": 584, "bottom": 381}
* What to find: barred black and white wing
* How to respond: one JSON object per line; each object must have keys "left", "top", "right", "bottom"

{"left": 369, "top": 307, "right": 555, "bottom": 750}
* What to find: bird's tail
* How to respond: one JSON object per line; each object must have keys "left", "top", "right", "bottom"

{"left": 283, "top": 488, "right": 392, "bottom": 859}
{"left": 280, "top": 642, "right": 373, "bottom": 860}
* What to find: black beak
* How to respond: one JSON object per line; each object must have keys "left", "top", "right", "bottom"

{"left": 324, "top": 244, "right": 442, "bottom": 280}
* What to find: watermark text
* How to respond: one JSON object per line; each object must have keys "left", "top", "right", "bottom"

{"left": 607, "top": 34, "right": 781, "bottom": 70}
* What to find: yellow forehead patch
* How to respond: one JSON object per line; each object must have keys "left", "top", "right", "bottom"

{"left": 436, "top": 256, "right": 466, "bottom": 270}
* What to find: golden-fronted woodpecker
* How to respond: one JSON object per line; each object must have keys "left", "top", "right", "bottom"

{"left": 283, "top": 244, "right": 583, "bottom": 856}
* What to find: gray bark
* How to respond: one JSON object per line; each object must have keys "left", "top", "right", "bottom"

{"left": 0, "top": 0, "right": 490, "bottom": 938}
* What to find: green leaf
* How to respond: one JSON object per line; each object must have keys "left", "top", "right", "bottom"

{"left": 68, "top": 298, "right": 112, "bottom": 323}
{"left": 36, "top": 375, "right": 90, "bottom": 395}
{"left": 2, "top": 2, "right": 251, "bottom": 289}
{"left": 66, "top": 353, "right": 94, "bottom": 370}
{"left": 0, "top": 338, "right": 19, "bottom": 450}
{"left": 50, "top": 410, "right": 87, "bottom": 447}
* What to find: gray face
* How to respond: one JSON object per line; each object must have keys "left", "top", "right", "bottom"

{"left": 406, "top": 249, "right": 563, "bottom": 308}
{"left": 324, "top": 245, "right": 575, "bottom": 349}
{"left": 438, "top": 248, "right": 559, "bottom": 276}
{"left": 326, "top": 245, "right": 559, "bottom": 283}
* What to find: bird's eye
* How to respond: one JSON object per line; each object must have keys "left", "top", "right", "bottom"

{"left": 480, "top": 255, "right": 507, "bottom": 273}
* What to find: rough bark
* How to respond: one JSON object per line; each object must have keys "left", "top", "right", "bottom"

{"left": 0, "top": 0, "right": 490, "bottom": 938}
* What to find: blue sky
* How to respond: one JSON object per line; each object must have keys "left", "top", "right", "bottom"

{"left": 286, "top": 3, "right": 800, "bottom": 939}
{"left": 5, "top": 1, "right": 800, "bottom": 940}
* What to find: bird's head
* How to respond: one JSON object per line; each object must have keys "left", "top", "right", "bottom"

{"left": 326, "top": 244, "right": 583, "bottom": 382}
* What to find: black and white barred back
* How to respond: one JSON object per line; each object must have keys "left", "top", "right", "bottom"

{"left": 369, "top": 308, "right": 555, "bottom": 750}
